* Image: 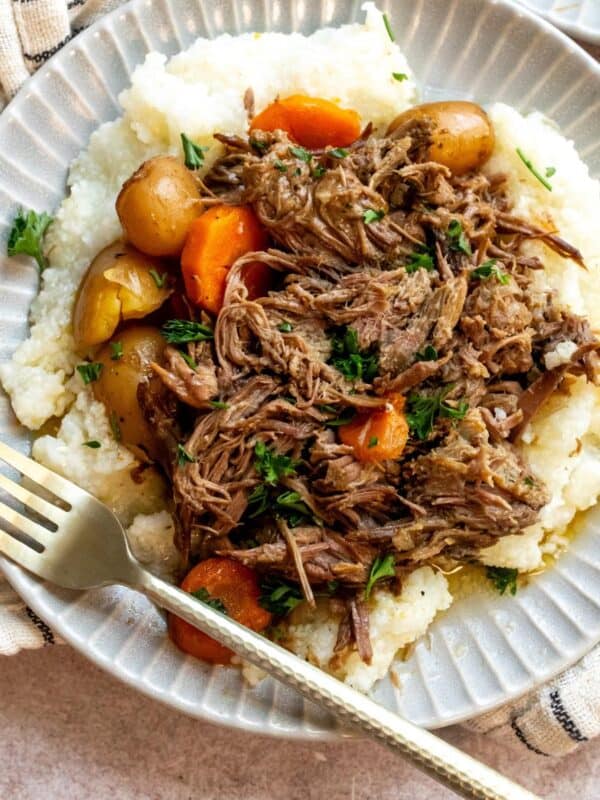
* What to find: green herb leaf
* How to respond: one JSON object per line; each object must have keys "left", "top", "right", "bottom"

{"left": 406, "top": 245, "right": 435, "bottom": 273}
{"left": 247, "top": 484, "right": 270, "bottom": 518}
{"left": 545, "top": 166, "right": 556, "bottom": 178}
{"left": 210, "top": 400, "right": 229, "bottom": 410}
{"left": 323, "top": 407, "right": 357, "bottom": 427}
{"left": 289, "top": 145, "right": 312, "bottom": 163}
{"left": 516, "top": 148, "right": 552, "bottom": 191}
{"left": 363, "top": 208, "right": 385, "bottom": 224}
{"left": 259, "top": 576, "right": 303, "bottom": 616}
{"left": 447, "top": 219, "right": 472, "bottom": 255}
{"left": 312, "top": 164, "right": 327, "bottom": 178}
{"left": 524, "top": 476, "right": 535, "bottom": 488}
{"left": 392, "top": 72, "right": 408, "bottom": 82}
{"left": 161, "top": 319, "right": 214, "bottom": 344}
{"left": 180, "top": 132, "right": 208, "bottom": 170}
{"left": 274, "top": 160, "right": 288, "bottom": 173}
{"left": 278, "top": 321, "right": 293, "bottom": 333}
{"left": 486, "top": 566, "right": 518, "bottom": 596}
{"left": 7, "top": 208, "right": 53, "bottom": 272}
{"left": 254, "top": 441, "right": 299, "bottom": 485}
{"left": 77, "top": 362, "right": 103, "bottom": 385}
{"left": 383, "top": 12, "right": 395, "bottom": 41}
{"left": 329, "top": 147, "right": 349, "bottom": 159}
{"left": 191, "top": 587, "right": 227, "bottom": 613}
{"left": 110, "top": 341, "right": 123, "bottom": 361}
{"left": 329, "top": 327, "right": 379, "bottom": 383}
{"left": 471, "top": 259, "right": 509, "bottom": 285}
{"left": 368, "top": 436, "right": 379, "bottom": 448}
{"left": 109, "top": 411, "right": 122, "bottom": 442}
{"left": 406, "top": 386, "right": 469, "bottom": 440}
{"left": 365, "top": 553, "right": 396, "bottom": 599}
{"left": 83, "top": 440, "right": 101, "bottom": 449}
{"left": 177, "top": 443, "right": 196, "bottom": 467}
{"left": 415, "top": 345, "right": 438, "bottom": 362}
{"left": 149, "top": 268, "right": 168, "bottom": 288}
{"left": 250, "top": 137, "right": 268, "bottom": 152}
{"left": 180, "top": 351, "right": 198, "bottom": 370}
{"left": 275, "top": 490, "right": 312, "bottom": 527}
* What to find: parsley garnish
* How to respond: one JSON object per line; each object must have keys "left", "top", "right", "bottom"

{"left": 312, "top": 164, "right": 327, "bottom": 178}
{"left": 250, "top": 137, "right": 267, "bottom": 152}
{"left": 406, "top": 245, "right": 435, "bottom": 273}
{"left": 323, "top": 407, "right": 357, "bottom": 427}
{"left": 516, "top": 148, "right": 552, "bottom": 191}
{"left": 406, "top": 386, "right": 469, "bottom": 440}
{"left": 365, "top": 554, "right": 396, "bottom": 599}
{"left": 278, "top": 321, "right": 293, "bottom": 333}
{"left": 109, "top": 411, "right": 122, "bottom": 442}
{"left": 161, "top": 319, "right": 214, "bottom": 344}
{"left": 176, "top": 443, "right": 196, "bottom": 467}
{"left": 415, "top": 345, "right": 438, "bottom": 362}
{"left": 392, "top": 72, "right": 408, "bottom": 82}
{"left": 259, "top": 576, "right": 303, "bottom": 616}
{"left": 83, "top": 440, "right": 101, "bottom": 449}
{"left": 363, "top": 208, "right": 385, "bottom": 224}
{"left": 545, "top": 166, "right": 556, "bottom": 178}
{"left": 110, "top": 341, "right": 123, "bottom": 361}
{"left": 329, "top": 327, "right": 379, "bottom": 383}
{"left": 180, "top": 351, "right": 197, "bottom": 370}
{"left": 486, "top": 566, "right": 518, "bottom": 596}
{"left": 383, "top": 12, "right": 395, "bottom": 41}
{"left": 524, "top": 476, "right": 535, "bottom": 487}
{"left": 7, "top": 208, "right": 53, "bottom": 272}
{"left": 447, "top": 220, "right": 472, "bottom": 255}
{"left": 471, "top": 259, "right": 509, "bottom": 285}
{"left": 329, "top": 147, "right": 348, "bottom": 159}
{"left": 274, "top": 160, "right": 288, "bottom": 172}
{"left": 149, "top": 268, "right": 168, "bottom": 288}
{"left": 191, "top": 587, "right": 227, "bottom": 613}
{"left": 289, "top": 145, "right": 312, "bottom": 163}
{"left": 209, "top": 400, "right": 229, "bottom": 410}
{"left": 275, "top": 490, "right": 313, "bottom": 527}
{"left": 77, "top": 362, "right": 103, "bottom": 385}
{"left": 180, "top": 132, "right": 208, "bottom": 170}
{"left": 368, "top": 436, "right": 378, "bottom": 448}
{"left": 254, "top": 441, "right": 299, "bottom": 485}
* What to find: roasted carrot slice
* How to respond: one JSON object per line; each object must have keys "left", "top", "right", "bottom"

{"left": 169, "top": 557, "right": 272, "bottom": 665}
{"left": 181, "top": 204, "right": 269, "bottom": 314}
{"left": 339, "top": 394, "right": 409, "bottom": 463}
{"left": 250, "top": 94, "right": 361, "bottom": 149}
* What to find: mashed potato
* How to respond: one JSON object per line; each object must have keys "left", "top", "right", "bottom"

{"left": 1, "top": 5, "right": 599, "bottom": 693}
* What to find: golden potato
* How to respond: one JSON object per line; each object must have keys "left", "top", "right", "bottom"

{"left": 73, "top": 241, "right": 171, "bottom": 350}
{"left": 93, "top": 325, "right": 166, "bottom": 461}
{"left": 116, "top": 156, "right": 202, "bottom": 257}
{"left": 387, "top": 101, "right": 495, "bottom": 175}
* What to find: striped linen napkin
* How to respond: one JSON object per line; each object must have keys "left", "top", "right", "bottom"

{"left": 1, "top": 0, "right": 600, "bottom": 758}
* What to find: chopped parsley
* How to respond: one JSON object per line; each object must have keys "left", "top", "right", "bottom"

{"left": 392, "top": 72, "right": 408, "bottom": 82}
{"left": 383, "top": 12, "right": 395, "bottom": 41}
{"left": 254, "top": 441, "right": 299, "bottom": 485}
{"left": 471, "top": 259, "right": 509, "bottom": 285}
{"left": 161, "top": 319, "right": 214, "bottom": 344}
{"left": 209, "top": 400, "right": 230, "bottom": 410}
{"left": 176, "top": 443, "right": 196, "bottom": 467}
{"left": 278, "top": 321, "right": 293, "bottom": 333}
{"left": 516, "top": 148, "right": 552, "bottom": 191}
{"left": 191, "top": 587, "right": 227, "bottom": 614}
{"left": 259, "top": 576, "right": 303, "bottom": 616}
{"left": 110, "top": 341, "right": 123, "bottom": 361}
{"left": 109, "top": 411, "right": 122, "bottom": 442}
{"left": 180, "top": 351, "right": 197, "bottom": 370}
{"left": 545, "top": 166, "right": 556, "bottom": 178}
{"left": 329, "top": 147, "right": 349, "bottom": 159}
{"left": 365, "top": 554, "right": 396, "bottom": 599}
{"left": 363, "top": 208, "right": 385, "bottom": 224}
{"left": 323, "top": 407, "right": 357, "bottom": 427}
{"left": 415, "top": 345, "right": 438, "bottom": 362}
{"left": 274, "top": 160, "right": 288, "bottom": 172}
{"left": 180, "top": 132, "right": 208, "bottom": 170}
{"left": 406, "top": 386, "right": 469, "bottom": 440}
{"left": 76, "top": 362, "right": 103, "bottom": 385}
{"left": 83, "top": 440, "right": 101, "bottom": 449}
{"left": 368, "top": 436, "right": 379, "bottom": 448}
{"left": 274, "top": 490, "right": 313, "bottom": 527}
{"left": 250, "top": 137, "right": 268, "bottom": 152}
{"left": 406, "top": 245, "right": 435, "bottom": 273}
{"left": 486, "top": 566, "right": 518, "bottom": 596}
{"left": 312, "top": 164, "right": 327, "bottom": 178}
{"left": 149, "top": 268, "right": 168, "bottom": 289}
{"left": 289, "top": 145, "right": 312, "bottom": 163}
{"left": 7, "top": 208, "right": 53, "bottom": 272}
{"left": 447, "top": 219, "right": 472, "bottom": 256}
{"left": 329, "top": 327, "right": 379, "bottom": 383}
{"left": 524, "top": 476, "right": 535, "bottom": 488}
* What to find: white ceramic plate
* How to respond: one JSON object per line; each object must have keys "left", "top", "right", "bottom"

{"left": 517, "top": 0, "right": 600, "bottom": 46}
{"left": 1, "top": 0, "right": 600, "bottom": 738}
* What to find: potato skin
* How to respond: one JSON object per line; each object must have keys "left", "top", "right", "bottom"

{"left": 72, "top": 241, "right": 171, "bottom": 351}
{"left": 116, "top": 156, "right": 202, "bottom": 257}
{"left": 386, "top": 101, "right": 495, "bottom": 175}
{"left": 93, "top": 326, "right": 165, "bottom": 461}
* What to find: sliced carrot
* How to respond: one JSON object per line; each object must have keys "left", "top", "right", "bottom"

{"left": 181, "top": 204, "right": 269, "bottom": 314}
{"left": 169, "top": 557, "right": 272, "bottom": 665}
{"left": 250, "top": 94, "right": 361, "bottom": 149}
{"left": 339, "top": 394, "right": 409, "bottom": 463}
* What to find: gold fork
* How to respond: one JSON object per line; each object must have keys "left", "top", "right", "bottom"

{"left": 0, "top": 439, "right": 540, "bottom": 800}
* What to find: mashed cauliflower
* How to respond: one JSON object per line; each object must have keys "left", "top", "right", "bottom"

{"left": 1, "top": 4, "right": 600, "bottom": 693}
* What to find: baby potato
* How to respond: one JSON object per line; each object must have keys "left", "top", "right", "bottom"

{"left": 73, "top": 241, "right": 171, "bottom": 350}
{"left": 387, "top": 101, "right": 495, "bottom": 175}
{"left": 93, "top": 326, "right": 166, "bottom": 461}
{"left": 116, "top": 156, "right": 203, "bottom": 257}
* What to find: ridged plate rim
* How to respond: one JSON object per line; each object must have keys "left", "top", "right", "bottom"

{"left": 517, "top": 0, "right": 600, "bottom": 46}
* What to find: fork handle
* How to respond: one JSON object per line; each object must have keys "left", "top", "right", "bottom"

{"left": 134, "top": 566, "right": 539, "bottom": 800}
